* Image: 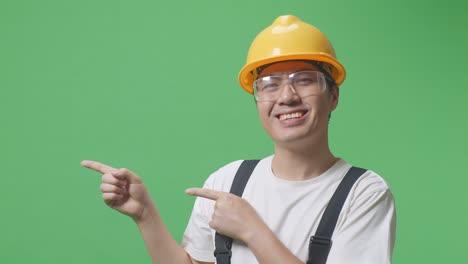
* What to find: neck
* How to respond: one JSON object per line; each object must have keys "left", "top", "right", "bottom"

{"left": 271, "top": 137, "right": 338, "bottom": 181}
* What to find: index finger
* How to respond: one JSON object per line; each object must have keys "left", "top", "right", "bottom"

{"left": 81, "top": 160, "right": 116, "bottom": 174}
{"left": 185, "top": 188, "right": 223, "bottom": 201}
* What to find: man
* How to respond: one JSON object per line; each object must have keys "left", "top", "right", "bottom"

{"left": 82, "top": 15, "right": 396, "bottom": 264}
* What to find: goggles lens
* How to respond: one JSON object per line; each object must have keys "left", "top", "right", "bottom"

{"left": 254, "top": 71, "right": 327, "bottom": 102}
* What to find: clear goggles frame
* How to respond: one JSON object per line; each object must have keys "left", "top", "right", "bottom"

{"left": 254, "top": 70, "right": 328, "bottom": 102}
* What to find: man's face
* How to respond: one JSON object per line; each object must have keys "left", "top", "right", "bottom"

{"left": 255, "top": 61, "right": 339, "bottom": 147}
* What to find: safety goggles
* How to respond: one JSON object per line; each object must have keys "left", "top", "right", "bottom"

{"left": 254, "top": 70, "right": 328, "bottom": 102}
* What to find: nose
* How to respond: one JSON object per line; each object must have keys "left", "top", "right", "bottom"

{"left": 276, "top": 83, "right": 301, "bottom": 105}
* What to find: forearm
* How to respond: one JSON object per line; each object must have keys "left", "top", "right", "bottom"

{"left": 135, "top": 204, "right": 193, "bottom": 264}
{"left": 244, "top": 224, "right": 304, "bottom": 264}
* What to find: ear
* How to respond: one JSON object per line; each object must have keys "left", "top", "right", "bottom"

{"left": 330, "top": 85, "right": 339, "bottom": 111}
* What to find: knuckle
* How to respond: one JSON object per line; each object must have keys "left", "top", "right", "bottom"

{"left": 220, "top": 196, "right": 234, "bottom": 206}
{"left": 212, "top": 210, "right": 222, "bottom": 220}
{"left": 119, "top": 168, "right": 129, "bottom": 174}
{"left": 208, "top": 220, "right": 216, "bottom": 230}
{"left": 103, "top": 192, "right": 119, "bottom": 201}
{"left": 102, "top": 173, "right": 115, "bottom": 183}
{"left": 102, "top": 193, "right": 111, "bottom": 201}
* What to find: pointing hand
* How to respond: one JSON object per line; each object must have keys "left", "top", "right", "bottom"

{"left": 82, "top": 160, "right": 152, "bottom": 221}
{"left": 186, "top": 188, "right": 265, "bottom": 243}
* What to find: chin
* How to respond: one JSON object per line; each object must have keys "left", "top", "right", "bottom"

{"left": 272, "top": 131, "right": 312, "bottom": 145}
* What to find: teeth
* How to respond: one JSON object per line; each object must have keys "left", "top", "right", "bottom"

{"left": 279, "top": 112, "right": 303, "bottom": 120}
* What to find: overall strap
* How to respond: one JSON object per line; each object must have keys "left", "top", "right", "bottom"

{"left": 307, "top": 166, "right": 367, "bottom": 264}
{"left": 214, "top": 159, "right": 260, "bottom": 264}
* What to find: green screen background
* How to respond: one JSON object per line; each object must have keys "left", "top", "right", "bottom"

{"left": 1, "top": 0, "right": 467, "bottom": 263}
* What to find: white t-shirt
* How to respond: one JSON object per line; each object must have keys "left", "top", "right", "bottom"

{"left": 182, "top": 156, "right": 396, "bottom": 264}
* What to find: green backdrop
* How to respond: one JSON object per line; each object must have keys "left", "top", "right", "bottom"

{"left": 1, "top": 0, "right": 467, "bottom": 263}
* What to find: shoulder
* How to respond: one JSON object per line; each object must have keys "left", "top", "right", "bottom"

{"left": 202, "top": 160, "right": 244, "bottom": 192}
{"left": 203, "top": 157, "right": 270, "bottom": 192}
{"left": 351, "top": 169, "right": 392, "bottom": 199}
{"left": 345, "top": 168, "right": 395, "bottom": 212}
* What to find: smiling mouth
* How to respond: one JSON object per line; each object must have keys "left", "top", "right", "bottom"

{"left": 277, "top": 111, "right": 307, "bottom": 121}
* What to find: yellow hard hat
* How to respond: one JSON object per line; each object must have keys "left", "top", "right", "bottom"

{"left": 238, "top": 15, "right": 346, "bottom": 94}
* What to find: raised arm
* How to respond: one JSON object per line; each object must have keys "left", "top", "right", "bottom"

{"left": 82, "top": 160, "right": 207, "bottom": 264}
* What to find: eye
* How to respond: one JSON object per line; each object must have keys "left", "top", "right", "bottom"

{"left": 261, "top": 82, "right": 279, "bottom": 91}
{"left": 294, "top": 73, "right": 318, "bottom": 85}
{"left": 295, "top": 78, "right": 314, "bottom": 85}
{"left": 257, "top": 77, "right": 281, "bottom": 92}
